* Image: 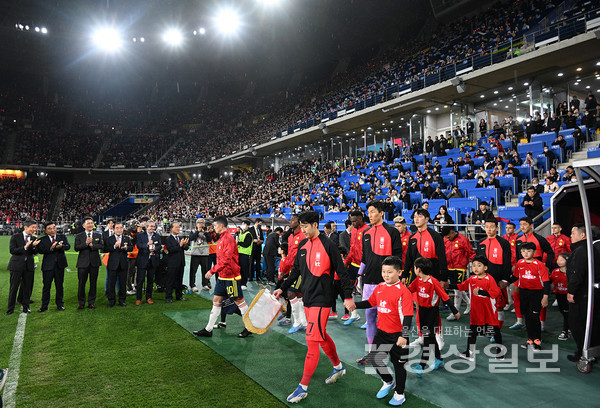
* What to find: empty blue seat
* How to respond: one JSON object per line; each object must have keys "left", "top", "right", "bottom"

{"left": 497, "top": 175, "right": 518, "bottom": 195}
{"left": 344, "top": 191, "right": 358, "bottom": 202}
{"left": 518, "top": 141, "right": 544, "bottom": 154}
{"left": 467, "top": 187, "right": 500, "bottom": 207}
{"left": 409, "top": 192, "right": 423, "bottom": 207}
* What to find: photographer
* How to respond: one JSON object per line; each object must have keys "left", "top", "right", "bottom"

{"left": 189, "top": 218, "right": 211, "bottom": 291}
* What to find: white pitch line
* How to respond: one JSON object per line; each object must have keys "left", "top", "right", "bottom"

{"left": 3, "top": 312, "right": 28, "bottom": 408}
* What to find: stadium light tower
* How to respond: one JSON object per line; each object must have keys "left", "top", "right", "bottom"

{"left": 163, "top": 28, "right": 183, "bottom": 46}
{"left": 214, "top": 7, "right": 242, "bottom": 36}
{"left": 92, "top": 27, "right": 123, "bottom": 53}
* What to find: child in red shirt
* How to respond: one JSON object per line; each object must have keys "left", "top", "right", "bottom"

{"left": 507, "top": 242, "right": 550, "bottom": 351}
{"left": 449, "top": 255, "right": 504, "bottom": 361}
{"left": 355, "top": 256, "right": 414, "bottom": 407}
{"left": 408, "top": 257, "right": 460, "bottom": 376}
{"left": 551, "top": 252, "right": 570, "bottom": 341}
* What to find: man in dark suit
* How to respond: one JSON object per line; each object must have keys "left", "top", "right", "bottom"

{"left": 134, "top": 220, "right": 161, "bottom": 305}
{"left": 249, "top": 218, "right": 264, "bottom": 281}
{"left": 323, "top": 221, "right": 339, "bottom": 247}
{"left": 74, "top": 216, "right": 104, "bottom": 309}
{"left": 37, "top": 221, "right": 70, "bottom": 312}
{"left": 6, "top": 219, "right": 40, "bottom": 315}
{"left": 104, "top": 222, "right": 132, "bottom": 307}
{"left": 262, "top": 227, "right": 283, "bottom": 284}
{"left": 165, "top": 222, "right": 189, "bottom": 303}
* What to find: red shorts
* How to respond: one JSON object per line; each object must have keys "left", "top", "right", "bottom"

{"left": 304, "top": 306, "right": 330, "bottom": 342}
{"left": 496, "top": 287, "right": 508, "bottom": 309}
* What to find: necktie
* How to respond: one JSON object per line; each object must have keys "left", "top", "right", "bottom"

{"left": 117, "top": 235, "right": 121, "bottom": 244}
{"left": 176, "top": 236, "right": 180, "bottom": 243}
{"left": 51, "top": 236, "right": 56, "bottom": 244}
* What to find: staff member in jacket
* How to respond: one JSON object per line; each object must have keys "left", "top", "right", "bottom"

{"left": 74, "top": 216, "right": 104, "bottom": 309}
{"left": 37, "top": 221, "right": 70, "bottom": 312}
{"left": 263, "top": 227, "right": 283, "bottom": 284}
{"left": 6, "top": 219, "right": 40, "bottom": 315}
{"left": 237, "top": 220, "right": 253, "bottom": 289}
{"left": 189, "top": 218, "right": 211, "bottom": 291}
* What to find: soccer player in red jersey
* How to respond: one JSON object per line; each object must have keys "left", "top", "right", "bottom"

{"left": 450, "top": 255, "right": 504, "bottom": 361}
{"left": 551, "top": 252, "right": 570, "bottom": 341}
{"left": 442, "top": 227, "right": 475, "bottom": 317}
{"left": 502, "top": 222, "right": 519, "bottom": 315}
{"left": 393, "top": 216, "right": 412, "bottom": 267}
{"left": 507, "top": 242, "right": 550, "bottom": 351}
{"left": 354, "top": 256, "right": 414, "bottom": 406}
{"left": 476, "top": 220, "right": 512, "bottom": 329}
{"left": 193, "top": 216, "right": 252, "bottom": 338}
{"left": 278, "top": 214, "right": 308, "bottom": 333}
{"left": 546, "top": 223, "right": 572, "bottom": 265}
{"left": 274, "top": 211, "right": 355, "bottom": 404}
{"left": 342, "top": 210, "right": 369, "bottom": 324}
{"left": 408, "top": 257, "right": 460, "bottom": 376}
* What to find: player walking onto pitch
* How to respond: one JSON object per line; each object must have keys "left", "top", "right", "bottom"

{"left": 274, "top": 211, "right": 355, "bottom": 403}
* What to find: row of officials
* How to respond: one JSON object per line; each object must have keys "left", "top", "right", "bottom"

{"left": 6, "top": 217, "right": 191, "bottom": 315}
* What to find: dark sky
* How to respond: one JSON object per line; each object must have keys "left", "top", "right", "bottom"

{"left": 0, "top": 0, "right": 432, "bottom": 99}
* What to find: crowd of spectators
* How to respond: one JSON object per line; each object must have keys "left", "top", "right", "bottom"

{"left": 57, "top": 181, "right": 159, "bottom": 222}
{"left": 0, "top": 178, "right": 55, "bottom": 224}
{"left": 144, "top": 159, "right": 335, "bottom": 220}
{"left": 6, "top": 0, "right": 596, "bottom": 169}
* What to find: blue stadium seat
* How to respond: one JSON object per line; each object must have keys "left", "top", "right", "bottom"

{"left": 344, "top": 191, "right": 358, "bottom": 202}
{"left": 467, "top": 187, "right": 500, "bottom": 207}
{"left": 497, "top": 175, "right": 518, "bottom": 195}
{"left": 409, "top": 192, "right": 423, "bottom": 208}
{"left": 588, "top": 148, "right": 600, "bottom": 159}
{"left": 518, "top": 141, "right": 544, "bottom": 154}
{"left": 458, "top": 179, "right": 479, "bottom": 194}
{"left": 516, "top": 165, "right": 534, "bottom": 182}
{"left": 448, "top": 197, "right": 478, "bottom": 223}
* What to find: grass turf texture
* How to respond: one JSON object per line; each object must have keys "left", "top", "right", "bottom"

{"left": 0, "top": 236, "right": 283, "bottom": 408}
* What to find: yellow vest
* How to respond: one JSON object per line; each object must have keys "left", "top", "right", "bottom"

{"left": 237, "top": 231, "right": 253, "bottom": 255}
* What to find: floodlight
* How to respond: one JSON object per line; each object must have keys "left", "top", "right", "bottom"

{"left": 35, "top": 26, "right": 40, "bottom": 32}
{"left": 215, "top": 8, "right": 241, "bottom": 36}
{"left": 163, "top": 28, "right": 183, "bottom": 46}
{"left": 92, "top": 27, "right": 123, "bottom": 52}
{"left": 199, "top": 27, "right": 206, "bottom": 35}
{"left": 41, "top": 27, "right": 48, "bottom": 34}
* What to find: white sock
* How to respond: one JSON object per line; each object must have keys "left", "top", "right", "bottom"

{"left": 453, "top": 290, "right": 462, "bottom": 309}
{"left": 299, "top": 384, "right": 308, "bottom": 391}
{"left": 350, "top": 310, "right": 359, "bottom": 318}
{"left": 517, "top": 317, "right": 523, "bottom": 325}
{"left": 334, "top": 363, "right": 343, "bottom": 370}
{"left": 298, "top": 299, "right": 308, "bottom": 326}
{"left": 498, "top": 311, "right": 505, "bottom": 324}
{"left": 291, "top": 298, "right": 301, "bottom": 326}
{"left": 463, "top": 291, "right": 471, "bottom": 307}
{"left": 238, "top": 300, "right": 249, "bottom": 318}
{"left": 205, "top": 303, "right": 222, "bottom": 331}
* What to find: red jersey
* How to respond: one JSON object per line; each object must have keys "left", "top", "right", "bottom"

{"left": 345, "top": 223, "right": 369, "bottom": 267}
{"left": 550, "top": 268, "right": 568, "bottom": 294}
{"left": 408, "top": 276, "right": 449, "bottom": 308}
{"left": 400, "top": 230, "right": 411, "bottom": 265}
{"left": 444, "top": 233, "right": 474, "bottom": 271}
{"left": 457, "top": 274, "right": 501, "bottom": 326}
{"left": 546, "top": 234, "right": 571, "bottom": 263}
{"left": 278, "top": 229, "right": 306, "bottom": 276}
{"left": 513, "top": 259, "right": 549, "bottom": 290}
{"left": 502, "top": 233, "right": 518, "bottom": 266}
{"left": 366, "top": 281, "right": 414, "bottom": 334}
{"left": 211, "top": 232, "right": 241, "bottom": 280}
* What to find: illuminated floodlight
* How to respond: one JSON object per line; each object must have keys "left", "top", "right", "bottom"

{"left": 35, "top": 26, "right": 40, "bottom": 32}
{"left": 41, "top": 27, "right": 48, "bottom": 34}
{"left": 92, "top": 27, "right": 123, "bottom": 52}
{"left": 163, "top": 28, "right": 183, "bottom": 46}
{"left": 140, "top": 37, "right": 145, "bottom": 42}
{"left": 215, "top": 8, "right": 241, "bottom": 36}
{"left": 199, "top": 27, "right": 206, "bottom": 35}
{"left": 25, "top": 25, "right": 29, "bottom": 30}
